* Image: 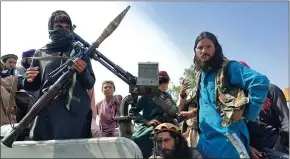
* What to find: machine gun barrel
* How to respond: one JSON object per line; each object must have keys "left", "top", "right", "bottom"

{"left": 1, "top": 6, "right": 131, "bottom": 148}
{"left": 72, "top": 31, "right": 135, "bottom": 85}
{"left": 73, "top": 30, "right": 136, "bottom": 85}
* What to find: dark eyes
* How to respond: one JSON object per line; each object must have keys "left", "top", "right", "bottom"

{"left": 157, "top": 138, "right": 171, "bottom": 143}
{"left": 55, "top": 25, "right": 70, "bottom": 30}
{"left": 197, "top": 45, "right": 211, "bottom": 50}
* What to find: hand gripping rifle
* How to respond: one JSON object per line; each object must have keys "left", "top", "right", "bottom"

{"left": 1, "top": 6, "right": 131, "bottom": 148}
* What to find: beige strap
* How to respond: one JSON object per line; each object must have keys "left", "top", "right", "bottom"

{"left": 65, "top": 73, "right": 77, "bottom": 110}
{"left": 225, "top": 132, "right": 250, "bottom": 158}
{"left": 25, "top": 56, "right": 69, "bottom": 61}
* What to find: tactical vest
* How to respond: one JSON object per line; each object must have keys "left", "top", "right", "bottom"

{"left": 185, "top": 59, "right": 249, "bottom": 128}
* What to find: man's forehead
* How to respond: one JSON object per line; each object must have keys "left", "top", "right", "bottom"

{"left": 198, "top": 39, "right": 213, "bottom": 45}
{"left": 6, "top": 58, "right": 17, "bottom": 61}
{"left": 103, "top": 83, "right": 114, "bottom": 87}
{"left": 157, "top": 132, "right": 171, "bottom": 138}
{"left": 53, "top": 22, "right": 70, "bottom": 27}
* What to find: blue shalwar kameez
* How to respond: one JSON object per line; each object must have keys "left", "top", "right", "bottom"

{"left": 196, "top": 61, "right": 270, "bottom": 158}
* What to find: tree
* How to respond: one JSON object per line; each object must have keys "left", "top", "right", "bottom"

{"left": 168, "top": 64, "right": 197, "bottom": 103}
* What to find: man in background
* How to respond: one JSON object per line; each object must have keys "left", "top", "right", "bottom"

{"left": 1, "top": 54, "right": 18, "bottom": 77}
{"left": 95, "top": 80, "right": 122, "bottom": 137}
{"left": 16, "top": 49, "right": 36, "bottom": 76}
{"left": 239, "top": 61, "right": 289, "bottom": 159}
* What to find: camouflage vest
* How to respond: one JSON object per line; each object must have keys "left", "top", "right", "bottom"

{"left": 214, "top": 59, "right": 249, "bottom": 126}
{"left": 186, "top": 59, "right": 249, "bottom": 127}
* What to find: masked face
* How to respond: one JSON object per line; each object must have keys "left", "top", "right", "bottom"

{"left": 49, "top": 22, "right": 73, "bottom": 44}
{"left": 21, "top": 58, "right": 32, "bottom": 69}
{"left": 156, "top": 132, "right": 176, "bottom": 158}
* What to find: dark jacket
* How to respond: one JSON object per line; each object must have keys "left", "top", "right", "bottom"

{"left": 21, "top": 42, "right": 95, "bottom": 140}
{"left": 247, "top": 83, "right": 289, "bottom": 151}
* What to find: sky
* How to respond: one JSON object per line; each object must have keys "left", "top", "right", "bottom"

{"left": 1, "top": 1, "right": 289, "bottom": 102}
{"left": 136, "top": 2, "right": 289, "bottom": 88}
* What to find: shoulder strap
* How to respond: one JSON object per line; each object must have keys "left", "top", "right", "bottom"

{"left": 151, "top": 94, "right": 179, "bottom": 120}
{"left": 25, "top": 56, "right": 69, "bottom": 61}
{"left": 216, "top": 58, "right": 229, "bottom": 86}
{"left": 215, "top": 58, "right": 235, "bottom": 90}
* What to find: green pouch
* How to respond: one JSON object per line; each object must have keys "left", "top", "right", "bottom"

{"left": 132, "top": 125, "right": 154, "bottom": 140}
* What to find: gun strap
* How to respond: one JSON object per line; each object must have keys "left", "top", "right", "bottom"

{"left": 65, "top": 72, "right": 77, "bottom": 111}
{"left": 151, "top": 96, "right": 175, "bottom": 117}
{"left": 63, "top": 48, "right": 77, "bottom": 111}
{"left": 24, "top": 56, "right": 69, "bottom": 61}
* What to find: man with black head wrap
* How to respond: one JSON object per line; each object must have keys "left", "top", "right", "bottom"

{"left": 21, "top": 10, "right": 95, "bottom": 140}
{"left": 16, "top": 49, "right": 36, "bottom": 77}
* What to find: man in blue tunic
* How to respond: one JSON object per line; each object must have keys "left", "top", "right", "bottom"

{"left": 178, "top": 31, "right": 270, "bottom": 158}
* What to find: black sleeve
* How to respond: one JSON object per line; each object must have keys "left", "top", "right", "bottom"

{"left": 269, "top": 83, "right": 289, "bottom": 146}
{"left": 129, "top": 97, "right": 148, "bottom": 124}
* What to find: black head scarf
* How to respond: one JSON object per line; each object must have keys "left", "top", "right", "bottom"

{"left": 44, "top": 10, "right": 74, "bottom": 51}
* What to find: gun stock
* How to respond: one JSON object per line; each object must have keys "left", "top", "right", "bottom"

{"left": 1, "top": 70, "right": 72, "bottom": 147}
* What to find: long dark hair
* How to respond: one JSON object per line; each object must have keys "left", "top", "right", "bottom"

{"left": 170, "top": 132, "right": 192, "bottom": 159}
{"left": 193, "top": 31, "right": 225, "bottom": 72}
{"left": 153, "top": 131, "right": 193, "bottom": 159}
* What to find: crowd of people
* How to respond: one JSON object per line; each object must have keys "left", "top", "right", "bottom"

{"left": 0, "top": 9, "right": 289, "bottom": 159}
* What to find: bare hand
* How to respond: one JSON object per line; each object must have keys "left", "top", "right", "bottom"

{"left": 73, "top": 59, "right": 87, "bottom": 73}
{"left": 178, "top": 109, "right": 197, "bottom": 119}
{"left": 250, "top": 146, "right": 263, "bottom": 159}
{"left": 180, "top": 79, "right": 191, "bottom": 96}
{"left": 146, "top": 120, "right": 160, "bottom": 126}
{"left": 26, "top": 67, "right": 39, "bottom": 82}
{"left": 182, "top": 132, "right": 187, "bottom": 138}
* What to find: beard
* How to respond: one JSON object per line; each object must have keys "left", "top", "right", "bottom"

{"left": 158, "top": 148, "right": 175, "bottom": 159}
{"left": 196, "top": 57, "right": 213, "bottom": 72}
{"left": 194, "top": 51, "right": 224, "bottom": 72}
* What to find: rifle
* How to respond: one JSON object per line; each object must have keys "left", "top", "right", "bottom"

{"left": 1, "top": 6, "right": 131, "bottom": 148}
